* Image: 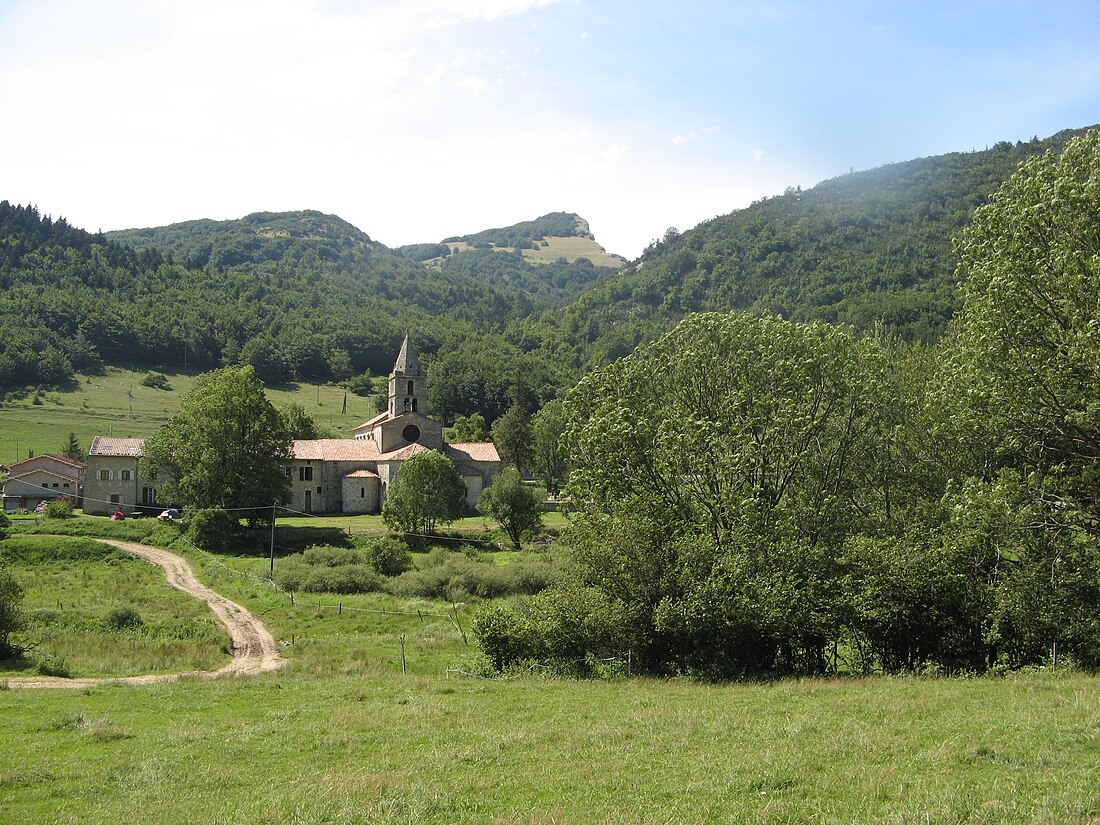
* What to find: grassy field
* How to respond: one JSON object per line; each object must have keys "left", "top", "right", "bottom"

{"left": 0, "top": 535, "right": 231, "bottom": 678}
{"left": 0, "top": 366, "right": 378, "bottom": 464}
{"left": 4, "top": 518, "right": 1100, "bottom": 822}
{"left": 3, "top": 669, "right": 1099, "bottom": 822}
{"left": 441, "top": 235, "right": 626, "bottom": 268}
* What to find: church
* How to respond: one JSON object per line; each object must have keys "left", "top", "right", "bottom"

{"left": 285, "top": 334, "right": 501, "bottom": 514}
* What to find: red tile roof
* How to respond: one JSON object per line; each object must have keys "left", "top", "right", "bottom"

{"left": 292, "top": 439, "right": 382, "bottom": 461}
{"left": 446, "top": 442, "right": 500, "bottom": 463}
{"left": 88, "top": 437, "right": 145, "bottom": 457}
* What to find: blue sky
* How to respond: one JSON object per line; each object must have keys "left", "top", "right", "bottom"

{"left": 2, "top": 0, "right": 1098, "bottom": 258}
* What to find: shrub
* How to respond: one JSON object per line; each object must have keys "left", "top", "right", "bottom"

{"left": 274, "top": 545, "right": 386, "bottom": 594}
{"left": 0, "top": 512, "right": 9, "bottom": 540}
{"left": 105, "top": 606, "right": 143, "bottom": 631}
{"left": 362, "top": 536, "right": 412, "bottom": 576}
{"left": 43, "top": 499, "right": 74, "bottom": 519}
{"left": 186, "top": 510, "right": 240, "bottom": 550}
{"left": 35, "top": 655, "right": 70, "bottom": 678}
{"left": 387, "top": 550, "right": 556, "bottom": 601}
{"left": 140, "top": 372, "right": 171, "bottom": 390}
{"left": 0, "top": 566, "right": 24, "bottom": 656}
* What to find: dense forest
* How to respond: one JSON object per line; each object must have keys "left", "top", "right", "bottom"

{"left": 511, "top": 126, "right": 1098, "bottom": 367}
{"left": 0, "top": 207, "right": 577, "bottom": 419}
{"left": 2, "top": 125, "right": 1097, "bottom": 423}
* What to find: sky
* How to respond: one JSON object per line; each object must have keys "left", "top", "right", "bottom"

{"left": 2, "top": 0, "right": 1099, "bottom": 260}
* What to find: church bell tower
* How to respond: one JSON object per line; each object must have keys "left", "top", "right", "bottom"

{"left": 388, "top": 333, "right": 428, "bottom": 417}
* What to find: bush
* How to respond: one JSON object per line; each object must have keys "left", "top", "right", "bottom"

{"left": 35, "top": 655, "right": 70, "bottom": 678}
{"left": 0, "top": 566, "right": 24, "bottom": 656}
{"left": 186, "top": 510, "right": 241, "bottom": 550}
{"left": 387, "top": 549, "right": 556, "bottom": 601}
{"left": 140, "top": 372, "right": 171, "bottom": 390}
{"left": 0, "top": 512, "right": 9, "bottom": 540}
{"left": 105, "top": 606, "right": 143, "bottom": 631}
{"left": 362, "top": 536, "right": 412, "bottom": 576}
{"left": 43, "top": 499, "right": 74, "bottom": 519}
{"left": 274, "top": 545, "right": 386, "bottom": 594}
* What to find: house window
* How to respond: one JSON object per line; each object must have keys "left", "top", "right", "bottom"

{"left": 316, "top": 486, "right": 322, "bottom": 495}
{"left": 299, "top": 466, "right": 313, "bottom": 482}
{"left": 52, "top": 483, "right": 59, "bottom": 488}
{"left": 121, "top": 470, "right": 131, "bottom": 481}
{"left": 284, "top": 467, "right": 292, "bottom": 477}
{"left": 42, "top": 483, "right": 48, "bottom": 488}
{"left": 63, "top": 483, "right": 70, "bottom": 489}
{"left": 360, "top": 487, "right": 365, "bottom": 498}
{"left": 110, "top": 494, "right": 120, "bottom": 504}
{"left": 99, "top": 470, "right": 110, "bottom": 481}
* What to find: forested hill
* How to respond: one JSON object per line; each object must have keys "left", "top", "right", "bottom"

{"left": 513, "top": 125, "right": 1099, "bottom": 366}
{"left": 0, "top": 204, "right": 554, "bottom": 396}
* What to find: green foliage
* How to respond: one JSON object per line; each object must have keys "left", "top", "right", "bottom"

{"left": 60, "top": 431, "right": 84, "bottom": 461}
{"left": 279, "top": 401, "right": 320, "bottom": 439}
{"left": 143, "top": 366, "right": 292, "bottom": 534}
{"left": 388, "top": 547, "right": 556, "bottom": 602}
{"left": 477, "top": 469, "right": 544, "bottom": 550}
{"left": 491, "top": 405, "right": 532, "bottom": 472}
{"left": 0, "top": 512, "right": 9, "bottom": 541}
{"left": 273, "top": 545, "right": 385, "bottom": 594}
{"left": 361, "top": 536, "right": 413, "bottom": 577}
{"left": 105, "top": 606, "right": 143, "bottom": 631}
{"left": 381, "top": 450, "right": 467, "bottom": 535}
{"left": 952, "top": 129, "right": 1100, "bottom": 533}
{"left": 449, "top": 412, "right": 488, "bottom": 442}
{"left": 530, "top": 399, "right": 568, "bottom": 495}
{"left": 185, "top": 510, "right": 241, "bottom": 551}
{"left": 443, "top": 212, "right": 590, "bottom": 247}
{"left": 0, "top": 565, "right": 24, "bottom": 656}
{"left": 140, "top": 372, "right": 171, "bottom": 390}
{"left": 43, "top": 499, "right": 74, "bottom": 519}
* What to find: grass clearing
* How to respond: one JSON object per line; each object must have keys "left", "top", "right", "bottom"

{"left": 0, "top": 535, "right": 230, "bottom": 677}
{"left": 2, "top": 671, "right": 1099, "bottom": 822}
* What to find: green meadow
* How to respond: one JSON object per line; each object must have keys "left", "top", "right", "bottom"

{"left": 0, "top": 366, "right": 376, "bottom": 463}
{"left": 2, "top": 519, "right": 1100, "bottom": 822}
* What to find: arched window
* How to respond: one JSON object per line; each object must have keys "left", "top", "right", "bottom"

{"left": 412, "top": 398, "right": 418, "bottom": 412}
{"left": 407, "top": 380, "right": 414, "bottom": 396}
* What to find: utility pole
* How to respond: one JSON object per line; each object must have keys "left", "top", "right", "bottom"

{"left": 269, "top": 500, "right": 277, "bottom": 577}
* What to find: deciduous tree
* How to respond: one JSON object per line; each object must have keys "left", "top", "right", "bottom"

{"left": 142, "top": 366, "right": 292, "bottom": 540}
{"left": 382, "top": 450, "right": 466, "bottom": 535}
{"left": 477, "top": 468, "right": 544, "bottom": 550}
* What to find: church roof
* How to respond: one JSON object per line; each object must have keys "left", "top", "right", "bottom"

{"left": 292, "top": 439, "right": 382, "bottom": 461}
{"left": 392, "top": 333, "right": 421, "bottom": 375}
{"left": 446, "top": 442, "right": 500, "bottom": 463}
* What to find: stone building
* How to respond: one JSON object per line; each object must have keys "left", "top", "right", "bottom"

{"left": 2, "top": 453, "right": 85, "bottom": 513}
{"left": 287, "top": 334, "right": 500, "bottom": 514}
{"left": 83, "top": 437, "right": 155, "bottom": 515}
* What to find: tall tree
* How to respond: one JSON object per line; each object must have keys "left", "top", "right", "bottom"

{"left": 951, "top": 129, "right": 1100, "bottom": 531}
{"left": 142, "top": 366, "right": 292, "bottom": 534}
{"left": 530, "top": 399, "right": 568, "bottom": 496}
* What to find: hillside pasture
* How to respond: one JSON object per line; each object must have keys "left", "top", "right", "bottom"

{"left": 0, "top": 366, "right": 376, "bottom": 464}
{"left": 433, "top": 236, "right": 624, "bottom": 268}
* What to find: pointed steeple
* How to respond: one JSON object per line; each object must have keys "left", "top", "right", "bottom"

{"left": 392, "top": 333, "right": 421, "bottom": 376}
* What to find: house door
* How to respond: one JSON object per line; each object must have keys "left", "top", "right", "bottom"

{"left": 304, "top": 490, "right": 312, "bottom": 513}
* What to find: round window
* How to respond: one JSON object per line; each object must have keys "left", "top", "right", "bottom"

{"left": 402, "top": 424, "right": 421, "bottom": 443}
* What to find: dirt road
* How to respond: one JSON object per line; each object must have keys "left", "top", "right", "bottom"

{"left": 6, "top": 538, "right": 286, "bottom": 689}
